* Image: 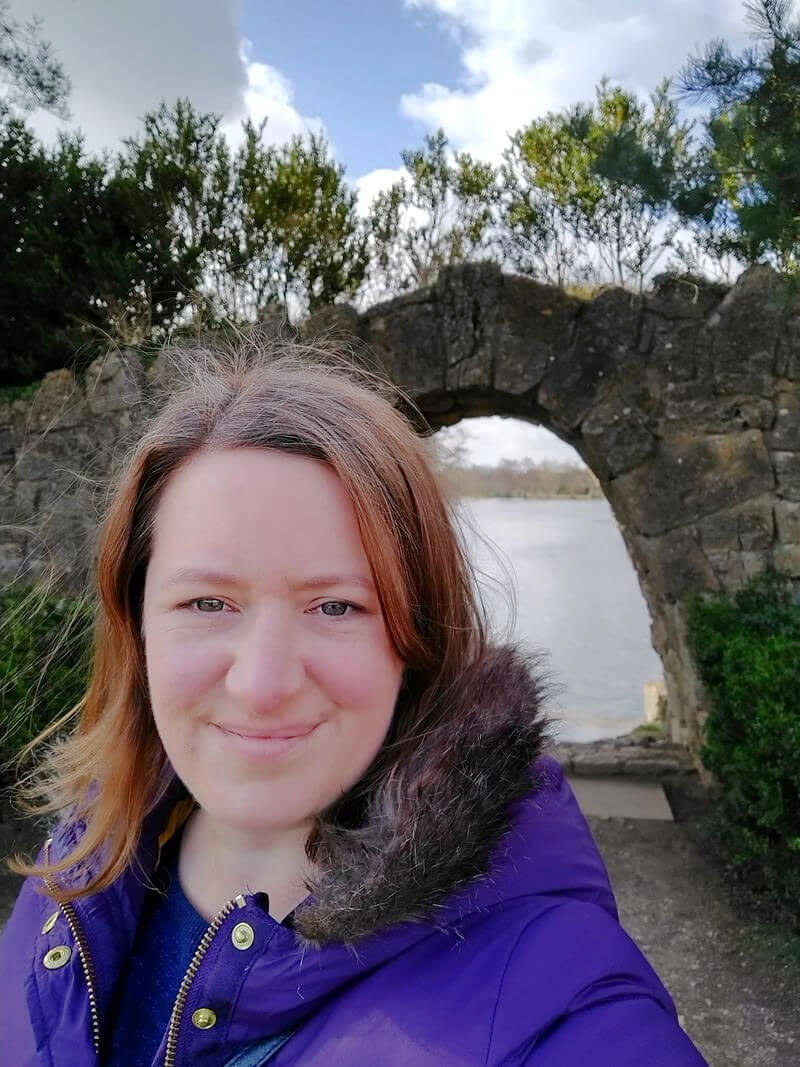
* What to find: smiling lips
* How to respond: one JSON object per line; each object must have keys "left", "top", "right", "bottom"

{"left": 216, "top": 723, "right": 320, "bottom": 739}
{"left": 212, "top": 721, "right": 321, "bottom": 760}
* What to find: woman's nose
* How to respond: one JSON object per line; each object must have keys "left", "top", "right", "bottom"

{"left": 224, "top": 604, "right": 304, "bottom": 711}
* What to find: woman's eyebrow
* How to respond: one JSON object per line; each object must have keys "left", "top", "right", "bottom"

{"left": 159, "top": 567, "right": 375, "bottom": 592}
{"left": 292, "top": 573, "right": 376, "bottom": 592}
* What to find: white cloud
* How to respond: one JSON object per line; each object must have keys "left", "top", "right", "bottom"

{"left": 15, "top": 0, "right": 245, "bottom": 153}
{"left": 221, "top": 39, "right": 328, "bottom": 152}
{"left": 436, "top": 416, "right": 585, "bottom": 467}
{"left": 12, "top": 2, "right": 327, "bottom": 157}
{"left": 354, "top": 166, "right": 407, "bottom": 217}
{"left": 402, "top": 0, "right": 749, "bottom": 161}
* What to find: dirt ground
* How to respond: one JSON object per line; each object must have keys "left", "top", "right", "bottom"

{"left": 1, "top": 789, "right": 798, "bottom": 1066}
{"left": 588, "top": 808, "right": 800, "bottom": 1066}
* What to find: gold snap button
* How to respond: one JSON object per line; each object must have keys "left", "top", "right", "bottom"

{"left": 41, "top": 911, "right": 59, "bottom": 934}
{"left": 191, "top": 1007, "right": 217, "bottom": 1030}
{"left": 231, "top": 921, "right": 255, "bottom": 950}
{"left": 43, "top": 945, "right": 71, "bottom": 969}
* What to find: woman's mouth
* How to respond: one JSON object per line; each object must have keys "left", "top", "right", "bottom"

{"left": 211, "top": 721, "right": 321, "bottom": 760}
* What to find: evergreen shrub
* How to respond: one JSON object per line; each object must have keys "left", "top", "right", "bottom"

{"left": 0, "top": 585, "right": 93, "bottom": 782}
{"left": 686, "top": 569, "right": 800, "bottom": 926}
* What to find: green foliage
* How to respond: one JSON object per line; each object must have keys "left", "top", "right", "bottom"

{"left": 0, "top": 377, "right": 41, "bottom": 406}
{"left": 686, "top": 569, "right": 800, "bottom": 925}
{"left": 115, "top": 98, "right": 230, "bottom": 335}
{"left": 119, "top": 103, "right": 367, "bottom": 328}
{"left": 502, "top": 79, "right": 693, "bottom": 290}
{"left": 0, "top": 585, "right": 94, "bottom": 777}
{"left": 675, "top": 0, "right": 800, "bottom": 273}
{"left": 367, "top": 129, "right": 499, "bottom": 296}
{"left": 225, "top": 124, "right": 368, "bottom": 318}
{"left": 0, "top": 99, "right": 369, "bottom": 384}
{"left": 0, "top": 108, "right": 154, "bottom": 383}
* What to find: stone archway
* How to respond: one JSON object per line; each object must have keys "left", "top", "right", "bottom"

{"left": 303, "top": 262, "right": 800, "bottom": 752}
{"left": 1, "top": 261, "right": 798, "bottom": 755}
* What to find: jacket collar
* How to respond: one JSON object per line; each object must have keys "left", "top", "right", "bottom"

{"left": 50, "top": 643, "right": 553, "bottom": 949}
{"left": 157, "top": 643, "right": 552, "bottom": 947}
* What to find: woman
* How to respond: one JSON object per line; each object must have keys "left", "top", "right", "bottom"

{"left": 0, "top": 341, "right": 706, "bottom": 1065}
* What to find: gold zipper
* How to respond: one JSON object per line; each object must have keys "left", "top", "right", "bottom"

{"left": 42, "top": 837, "right": 102, "bottom": 1059}
{"left": 163, "top": 892, "right": 248, "bottom": 1067}
{"left": 42, "top": 833, "right": 250, "bottom": 1067}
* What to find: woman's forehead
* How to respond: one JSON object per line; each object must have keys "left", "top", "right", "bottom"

{"left": 147, "top": 449, "right": 372, "bottom": 582}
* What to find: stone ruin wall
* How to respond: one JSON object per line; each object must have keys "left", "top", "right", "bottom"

{"left": 1, "top": 262, "right": 799, "bottom": 761}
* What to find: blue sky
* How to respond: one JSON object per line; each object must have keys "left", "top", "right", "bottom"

{"left": 13, "top": 0, "right": 751, "bottom": 465}
{"left": 240, "top": 2, "right": 464, "bottom": 176}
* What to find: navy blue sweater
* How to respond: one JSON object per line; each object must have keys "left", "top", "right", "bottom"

{"left": 106, "top": 822, "right": 292, "bottom": 1066}
{"left": 105, "top": 822, "right": 209, "bottom": 1066}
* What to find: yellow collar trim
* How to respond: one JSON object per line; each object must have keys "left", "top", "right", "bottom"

{"left": 156, "top": 794, "right": 198, "bottom": 859}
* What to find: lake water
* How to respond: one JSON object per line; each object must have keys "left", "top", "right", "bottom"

{"left": 454, "top": 497, "right": 663, "bottom": 743}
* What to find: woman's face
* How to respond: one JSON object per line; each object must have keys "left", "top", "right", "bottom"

{"left": 141, "top": 446, "right": 405, "bottom": 835}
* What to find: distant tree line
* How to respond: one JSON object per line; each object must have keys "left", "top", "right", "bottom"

{"left": 427, "top": 431, "right": 600, "bottom": 498}
{"left": 439, "top": 459, "right": 602, "bottom": 501}
{"left": 1, "top": 0, "right": 799, "bottom": 385}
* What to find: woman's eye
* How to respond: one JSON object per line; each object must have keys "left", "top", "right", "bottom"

{"left": 183, "top": 599, "right": 360, "bottom": 617}
{"left": 187, "top": 598, "right": 226, "bottom": 612}
{"left": 317, "top": 600, "right": 359, "bottom": 617}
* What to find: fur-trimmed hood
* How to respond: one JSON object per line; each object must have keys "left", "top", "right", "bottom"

{"left": 7, "top": 641, "right": 660, "bottom": 1067}
{"left": 47, "top": 642, "right": 554, "bottom": 949}
{"left": 293, "top": 641, "right": 553, "bottom": 945}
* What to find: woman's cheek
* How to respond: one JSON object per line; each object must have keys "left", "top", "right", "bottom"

{"left": 155, "top": 633, "right": 221, "bottom": 699}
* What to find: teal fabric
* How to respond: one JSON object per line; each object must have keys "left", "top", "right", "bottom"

{"left": 223, "top": 1028, "right": 297, "bottom": 1066}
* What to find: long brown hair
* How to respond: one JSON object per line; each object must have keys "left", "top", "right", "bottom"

{"left": 6, "top": 335, "right": 505, "bottom": 901}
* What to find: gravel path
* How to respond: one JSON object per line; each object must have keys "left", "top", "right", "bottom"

{"left": 2, "top": 797, "right": 798, "bottom": 1065}
{"left": 589, "top": 814, "right": 800, "bottom": 1066}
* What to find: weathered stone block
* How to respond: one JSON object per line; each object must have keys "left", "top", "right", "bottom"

{"left": 13, "top": 479, "right": 39, "bottom": 518}
{"left": 706, "top": 548, "right": 771, "bottom": 589}
{"left": 644, "top": 314, "right": 710, "bottom": 383}
{"left": 774, "top": 543, "right": 800, "bottom": 576}
{"left": 773, "top": 451, "right": 800, "bottom": 501}
{"left": 24, "top": 369, "right": 86, "bottom": 431}
{"left": 437, "top": 263, "right": 503, "bottom": 391}
{"left": 493, "top": 275, "right": 579, "bottom": 396}
{"left": 0, "top": 537, "right": 29, "bottom": 574}
{"left": 84, "top": 350, "right": 146, "bottom": 417}
{"left": 765, "top": 393, "right": 800, "bottom": 451}
{"left": 568, "top": 753, "right": 623, "bottom": 776}
{"left": 0, "top": 428, "right": 19, "bottom": 456}
{"left": 643, "top": 679, "right": 667, "bottom": 725}
{"left": 300, "top": 303, "right": 361, "bottom": 342}
{"left": 647, "top": 274, "right": 728, "bottom": 316}
{"left": 696, "top": 498, "right": 774, "bottom": 552}
{"left": 623, "top": 757, "right": 683, "bottom": 776}
{"left": 706, "top": 264, "right": 786, "bottom": 394}
{"left": 663, "top": 392, "right": 774, "bottom": 432}
{"left": 774, "top": 500, "right": 800, "bottom": 542}
{"left": 581, "top": 397, "right": 657, "bottom": 478}
{"left": 364, "top": 291, "right": 445, "bottom": 398}
{"left": 615, "top": 431, "right": 774, "bottom": 536}
{"left": 775, "top": 305, "right": 800, "bottom": 378}
{"left": 633, "top": 527, "right": 720, "bottom": 601}
{"left": 538, "top": 287, "right": 644, "bottom": 429}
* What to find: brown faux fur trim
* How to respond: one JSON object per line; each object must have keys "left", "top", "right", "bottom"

{"left": 44, "top": 643, "right": 553, "bottom": 948}
{"left": 292, "top": 643, "right": 554, "bottom": 947}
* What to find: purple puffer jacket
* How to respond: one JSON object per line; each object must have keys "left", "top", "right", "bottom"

{"left": 0, "top": 646, "right": 707, "bottom": 1066}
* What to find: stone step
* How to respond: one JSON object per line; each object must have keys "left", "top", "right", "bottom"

{"left": 552, "top": 739, "right": 695, "bottom": 779}
{"left": 567, "top": 775, "right": 674, "bottom": 821}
